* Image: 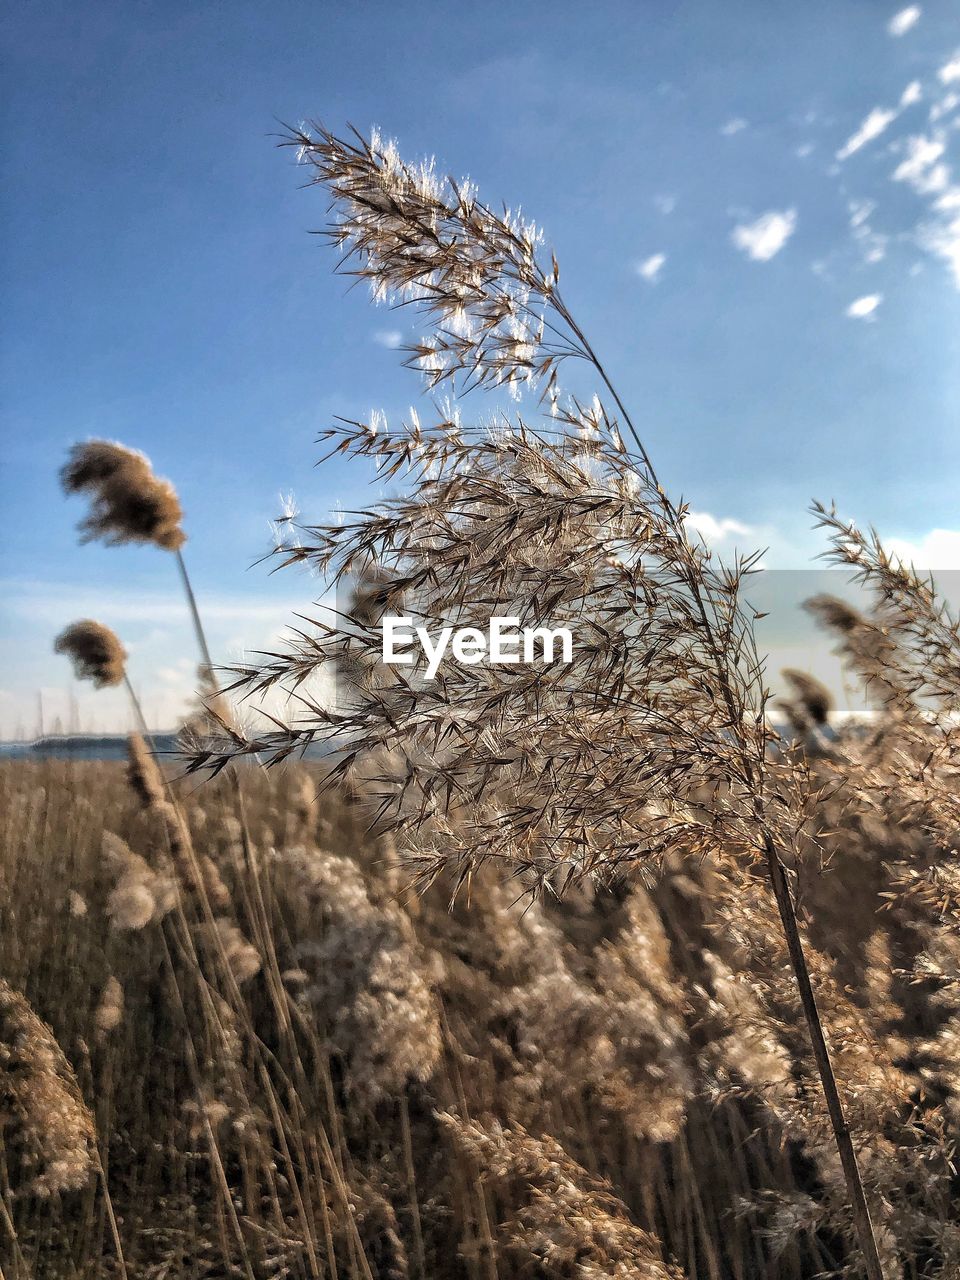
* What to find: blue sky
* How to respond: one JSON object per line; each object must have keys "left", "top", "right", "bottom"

{"left": 2, "top": 0, "right": 960, "bottom": 735}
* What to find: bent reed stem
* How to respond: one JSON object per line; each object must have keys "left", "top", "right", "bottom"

{"left": 763, "top": 832, "right": 884, "bottom": 1280}
{"left": 175, "top": 548, "right": 216, "bottom": 682}
{"left": 563, "top": 299, "right": 884, "bottom": 1278}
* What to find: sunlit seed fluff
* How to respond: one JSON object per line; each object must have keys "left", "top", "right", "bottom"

{"left": 182, "top": 1095, "right": 232, "bottom": 1143}
{"left": 94, "top": 975, "right": 124, "bottom": 1040}
{"left": 285, "top": 847, "right": 442, "bottom": 1102}
{"left": 0, "top": 979, "right": 96, "bottom": 1196}
{"left": 107, "top": 880, "right": 156, "bottom": 931}
{"left": 101, "top": 830, "right": 177, "bottom": 930}
{"left": 440, "top": 1113, "right": 682, "bottom": 1278}
{"left": 208, "top": 917, "right": 262, "bottom": 985}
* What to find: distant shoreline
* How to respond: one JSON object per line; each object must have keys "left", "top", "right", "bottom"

{"left": 0, "top": 733, "right": 181, "bottom": 761}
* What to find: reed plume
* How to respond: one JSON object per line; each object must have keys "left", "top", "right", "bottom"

{"left": 781, "top": 668, "right": 833, "bottom": 726}
{"left": 441, "top": 1113, "right": 682, "bottom": 1278}
{"left": 61, "top": 440, "right": 185, "bottom": 550}
{"left": 0, "top": 978, "right": 96, "bottom": 1196}
{"left": 54, "top": 619, "right": 127, "bottom": 688}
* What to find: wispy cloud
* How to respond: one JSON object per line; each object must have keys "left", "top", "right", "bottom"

{"left": 886, "top": 527, "right": 960, "bottom": 569}
{"left": 892, "top": 134, "right": 949, "bottom": 194}
{"left": 653, "top": 193, "right": 677, "bottom": 215}
{"left": 847, "top": 199, "right": 887, "bottom": 262}
{"left": 939, "top": 51, "right": 960, "bottom": 84}
{"left": 929, "top": 91, "right": 959, "bottom": 122}
{"left": 887, "top": 6, "right": 921, "bottom": 38}
{"left": 848, "top": 199, "right": 875, "bottom": 229}
{"left": 917, "top": 207, "right": 960, "bottom": 287}
{"left": 684, "top": 511, "right": 753, "bottom": 543}
{"left": 900, "top": 80, "right": 923, "bottom": 107}
{"left": 885, "top": 125, "right": 960, "bottom": 286}
{"left": 635, "top": 252, "right": 666, "bottom": 282}
{"left": 720, "top": 117, "right": 748, "bottom": 136}
{"left": 836, "top": 106, "right": 898, "bottom": 160}
{"left": 373, "top": 329, "right": 404, "bottom": 349}
{"left": 846, "top": 293, "right": 883, "bottom": 320}
{"left": 731, "top": 210, "right": 797, "bottom": 261}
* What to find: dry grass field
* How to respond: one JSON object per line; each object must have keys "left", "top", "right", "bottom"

{"left": 3, "top": 677, "right": 960, "bottom": 1278}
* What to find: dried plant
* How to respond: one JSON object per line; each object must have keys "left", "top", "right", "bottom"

{"left": 441, "top": 1112, "right": 682, "bottom": 1278}
{"left": 182, "top": 122, "right": 884, "bottom": 1277}
{"left": 283, "top": 845, "right": 442, "bottom": 1103}
{"left": 54, "top": 619, "right": 127, "bottom": 688}
{"left": 781, "top": 668, "right": 833, "bottom": 727}
{"left": 61, "top": 440, "right": 185, "bottom": 551}
{"left": 0, "top": 978, "right": 96, "bottom": 1196}
{"left": 102, "top": 829, "right": 177, "bottom": 929}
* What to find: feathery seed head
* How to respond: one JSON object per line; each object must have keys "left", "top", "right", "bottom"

{"left": 781, "top": 668, "right": 833, "bottom": 725}
{"left": 54, "top": 619, "right": 127, "bottom": 688}
{"left": 61, "top": 439, "right": 186, "bottom": 550}
{"left": 0, "top": 980, "right": 96, "bottom": 1196}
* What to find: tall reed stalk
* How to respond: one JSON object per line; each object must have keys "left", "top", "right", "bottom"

{"left": 180, "top": 124, "right": 883, "bottom": 1276}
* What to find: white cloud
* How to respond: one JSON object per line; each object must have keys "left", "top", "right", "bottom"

{"left": 836, "top": 107, "right": 898, "bottom": 161}
{"left": 846, "top": 293, "right": 883, "bottom": 319}
{"left": 720, "top": 117, "right": 748, "bottom": 136}
{"left": 889, "top": 130, "right": 960, "bottom": 286}
{"left": 887, "top": 6, "right": 921, "bottom": 37}
{"left": 731, "top": 209, "right": 797, "bottom": 261}
{"left": 930, "top": 91, "right": 960, "bottom": 122}
{"left": 848, "top": 198, "right": 876, "bottom": 229}
{"left": 373, "top": 329, "right": 404, "bottom": 349}
{"left": 886, "top": 528, "right": 960, "bottom": 569}
{"left": 684, "top": 511, "right": 753, "bottom": 543}
{"left": 939, "top": 52, "right": 960, "bottom": 84}
{"left": 847, "top": 201, "right": 887, "bottom": 262}
{"left": 892, "top": 134, "right": 949, "bottom": 193}
{"left": 918, "top": 211, "right": 960, "bottom": 287}
{"left": 636, "top": 253, "right": 666, "bottom": 282}
{"left": 654, "top": 193, "right": 677, "bottom": 215}
{"left": 900, "top": 80, "right": 923, "bottom": 107}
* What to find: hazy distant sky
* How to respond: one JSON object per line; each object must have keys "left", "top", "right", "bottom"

{"left": 2, "top": 1, "right": 960, "bottom": 733}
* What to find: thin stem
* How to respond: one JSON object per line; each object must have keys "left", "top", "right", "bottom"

{"left": 91, "top": 1147, "right": 129, "bottom": 1280}
{"left": 556, "top": 287, "right": 885, "bottom": 1277}
{"left": 763, "top": 833, "right": 884, "bottom": 1280}
{"left": 122, "top": 674, "right": 152, "bottom": 742}
{"left": 399, "top": 1094, "right": 426, "bottom": 1279}
{"left": 175, "top": 548, "right": 217, "bottom": 682}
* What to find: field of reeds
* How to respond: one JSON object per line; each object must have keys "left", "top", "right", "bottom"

{"left": 5, "top": 123, "right": 960, "bottom": 1278}
{"left": 4, "top": 682, "right": 960, "bottom": 1279}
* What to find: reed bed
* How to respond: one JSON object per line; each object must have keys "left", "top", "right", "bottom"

{"left": 3, "top": 664, "right": 960, "bottom": 1279}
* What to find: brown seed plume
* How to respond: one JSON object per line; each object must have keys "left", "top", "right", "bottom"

{"left": 781, "top": 668, "right": 833, "bottom": 726}
{"left": 61, "top": 439, "right": 185, "bottom": 551}
{"left": 127, "top": 731, "right": 166, "bottom": 807}
{"left": 54, "top": 619, "right": 127, "bottom": 688}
